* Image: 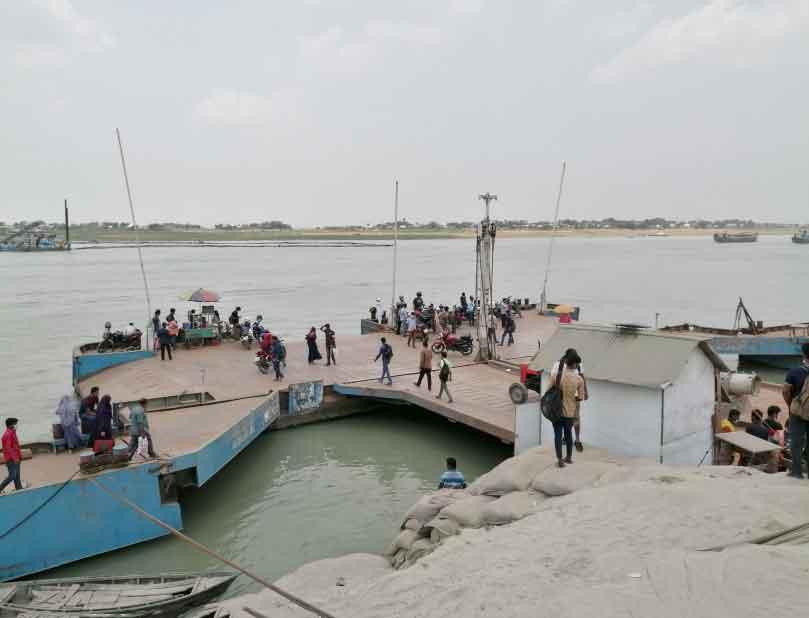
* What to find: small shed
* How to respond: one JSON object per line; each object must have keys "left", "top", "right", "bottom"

{"left": 529, "top": 323, "right": 728, "bottom": 465}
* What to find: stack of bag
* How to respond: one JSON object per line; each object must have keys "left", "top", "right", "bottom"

{"left": 385, "top": 446, "right": 656, "bottom": 569}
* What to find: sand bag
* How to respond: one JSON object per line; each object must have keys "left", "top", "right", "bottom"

{"left": 481, "top": 491, "right": 543, "bottom": 526}
{"left": 384, "top": 529, "right": 419, "bottom": 557}
{"left": 391, "top": 548, "right": 407, "bottom": 569}
{"left": 402, "top": 489, "right": 467, "bottom": 527}
{"left": 439, "top": 495, "right": 496, "bottom": 528}
{"left": 405, "top": 538, "right": 436, "bottom": 565}
{"left": 423, "top": 516, "right": 461, "bottom": 543}
{"left": 468, "top": 448, "right": 556, "bottom": 497}
{"left": 531, "top": 461, "right": 614, "bottom": 497}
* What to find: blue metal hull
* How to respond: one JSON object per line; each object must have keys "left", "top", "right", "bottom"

{"left": 0, "top": 394, "right": 279, "bottom": 581}
{"left": 708, "top": 336, "right": 807, "bottom": 370}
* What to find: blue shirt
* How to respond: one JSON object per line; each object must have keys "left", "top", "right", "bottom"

{"left": 785, "top": 363, "right": 809, "bottom": 399}
{"left": 438, "top": 469, "right": 466, "bottom": 489}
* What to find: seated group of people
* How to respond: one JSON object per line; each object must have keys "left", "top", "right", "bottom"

{"left": 719, "top": 405, "right": 789, "bottom": 468}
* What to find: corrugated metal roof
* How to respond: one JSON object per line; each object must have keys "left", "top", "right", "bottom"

{"left": 529, "top": 323, "right": 728, "bottom": 388}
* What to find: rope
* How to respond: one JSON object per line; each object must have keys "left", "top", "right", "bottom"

{"left": 88, "top": 478, "right": 339, "bottom": 618}
{"left": 0, "top": 468, "right": 81, "bottom": 540}
{"left": 116, "top": 128, "right": 152, "bottom": 339}
{"left": 698, "top": 520, "right": 809, "bottom": 552}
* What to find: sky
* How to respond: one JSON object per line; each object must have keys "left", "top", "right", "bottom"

{"left": 1, "top": 0, "right": 808, "bottom": 226}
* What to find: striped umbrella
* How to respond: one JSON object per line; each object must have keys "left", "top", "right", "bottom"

{"left": 182, "top": 288, "right": 222, "bottom": 303}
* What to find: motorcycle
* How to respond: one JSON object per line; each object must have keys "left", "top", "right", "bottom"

{"left": 431, "top": 332, "right": 473, "bottom": 355}
{"left": 254, "top": 350, "right": 270, "bottom": 374}
{"left": 97, "top": 329, "right": 143, "bottom": 353}
{"left": 240, "top": 321, "right": 253, "bottom": 349}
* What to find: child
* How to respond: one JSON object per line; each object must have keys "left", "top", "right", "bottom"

{"left": 438, "top": 457, "right": 466, "bottom": 489}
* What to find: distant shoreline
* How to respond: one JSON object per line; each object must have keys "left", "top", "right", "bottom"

{"left": 64, "top": 227, "right": 797, "bottom": 243}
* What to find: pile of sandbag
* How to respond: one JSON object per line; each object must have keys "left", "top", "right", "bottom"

{"left": 384, "top": 446, "right": 667, "bottom": 569}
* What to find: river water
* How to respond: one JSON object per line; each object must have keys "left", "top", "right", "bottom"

{"left": 2, "top": 235, "right": 807, "bottom": 583}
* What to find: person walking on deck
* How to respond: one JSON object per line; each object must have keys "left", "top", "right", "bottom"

{"left": 1, "top": 418, "right": 23, "bottom": 493}
{"left": 375, "top": 337, "right": 394, "bottom": 385}
{"left": 127, "top": 398, "right": 156, "bottom": 460}
{"left": 320, "top": 324, "right": 336, "bottom": 366}
{"left": 783, "top": 342, "right": 809, "bottom": 478}
{"left": 436, "top": 351, "right": 453, "bottom": 403}
{"left": 271, "top": 336, "right": 285, "bottom": 380}
{"left": 157, "top": 322, "right": 173, "bottom": 360}
{"left": 414, "top": 339, "right": 433, "bottom": 391}
{"left": 306, "top": 327, "right": 322, "bottom": 364}
{"left": 499, "top": 314, "right": 515, "bottom": 346}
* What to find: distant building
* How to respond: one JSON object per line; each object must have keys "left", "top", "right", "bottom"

{"left": 529, "top": 323, "right": 728, "bottom": 465}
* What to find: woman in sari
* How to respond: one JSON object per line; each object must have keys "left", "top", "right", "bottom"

{"left": 305, "top": 327, "right": 322, "bottom": 364}
{"left": 93, "top": 395, "right": 113, "bottom": 445}
{"left": 55, "top": 394, "right": 83, "bottom": 450}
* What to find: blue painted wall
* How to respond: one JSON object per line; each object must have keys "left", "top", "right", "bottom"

{"left": 73, "top": 349, "right": 154, "bottom": 385}
{"left": 0, "top": 393, "right": 279, "bottom": 581}
{"left": 709, "top": 336, "right": 808, "bottom": 356}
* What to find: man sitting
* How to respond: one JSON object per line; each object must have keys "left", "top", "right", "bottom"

{"left": 438, "top": 457, "right": 466, "bottom": 489}
{"left": 746, "top": 409, "right": 770, "bottom": 442}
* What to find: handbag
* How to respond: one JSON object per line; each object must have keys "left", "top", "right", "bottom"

{"left": 540, "top": 358, "right": 566, "bottom": 423}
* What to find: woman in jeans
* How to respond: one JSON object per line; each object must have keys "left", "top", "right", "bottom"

{"left": 551, "top": 351, "right": 584, "bottom": 468}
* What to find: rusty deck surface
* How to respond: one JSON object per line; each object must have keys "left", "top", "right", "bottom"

{"left": 14, "top": 313, "right": 557, "bottom": 491}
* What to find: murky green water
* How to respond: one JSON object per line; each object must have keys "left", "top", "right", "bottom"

{"left": 48, "top": 406, "right": 510, "bottom": 593}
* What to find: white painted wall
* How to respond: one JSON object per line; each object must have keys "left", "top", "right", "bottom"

{"left": 540, "top": 378, "right": 661, "bottom": 460}
{"left": 661, "top": 350, "right": 716, "bottom": 465}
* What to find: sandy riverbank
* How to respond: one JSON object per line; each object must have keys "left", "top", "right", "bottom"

{"left": 213, "top": 448, "right": 809, "bottom": 618}
{"left": 63, "top": 227, "right": 796, "bottom": 243}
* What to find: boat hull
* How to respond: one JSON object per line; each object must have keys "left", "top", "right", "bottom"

{"left": 713, "top": 233, "right": 758, "bottom": 243}
{"left": 2, "top": 573, "right": 236, "bottom": 618}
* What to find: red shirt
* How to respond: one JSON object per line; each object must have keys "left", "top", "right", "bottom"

{"left": 2, "top": 428, "right": 21, "bottom": 463}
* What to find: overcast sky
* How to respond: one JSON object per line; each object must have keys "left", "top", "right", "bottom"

{"left": 2, "top": 0, "right": 808, "bottom": 226}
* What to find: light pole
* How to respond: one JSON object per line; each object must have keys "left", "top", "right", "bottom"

{"left": 476, "top": 192, "right": 498, "bottom": 361}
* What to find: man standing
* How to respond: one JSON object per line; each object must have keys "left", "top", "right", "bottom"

{"left": 375, "top": 337, "right": 393, "bottom": 385}
{"left": 127, "top": 399, "right": 156, "bottom": 460}
{"left": 398, "top": 303, "right": 409, "bottom": 337}
{"left": 321, "top": 323, "right": 336, "bottom": 366}
{"left": 783, "top": 342, "right": 809, "bottom": 479}
{"left": 436, "top": 351, "right": 453, "bottom": 403}
{"left": 157, "top": 322, "right": 173, "bottom": 361}
{"left": 229, "top": 307, "right": 241, "bottom": 339}
{"left": 407, "top": 312, "right": 418, "bottom": 348}
{"left": 1, "top": 418, "right": 23, "bottom": 493}
{"left": 414, "top": 339, "right": 433, "bottom": 391}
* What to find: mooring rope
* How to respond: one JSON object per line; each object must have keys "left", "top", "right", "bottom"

{"left": 88, "top": 478, "right": 339, "bottom": 618}
{"left": 0, "top": 468, "right": 81, "bottom": 540}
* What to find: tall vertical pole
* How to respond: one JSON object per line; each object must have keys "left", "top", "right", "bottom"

{"left": 540, "top": 161, "right": 566, "bottom": 313}
{"left": 116, "top": 128, "right": 152, "bottom": 339}
{"left": 64, "top": 199, "right": 70, "bottom": 249}
{"left": 477, "top": 192, "right": 498, "bottom": 361}
{"left": 391, "top": 180, "right": 399, "bottom": 322}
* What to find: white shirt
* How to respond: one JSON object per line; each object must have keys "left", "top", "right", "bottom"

{"left": 407, "top": 316, "right": 417, "bottom": 331}
{"left": 123, "top": 324, "right": 137, "bottom": 336}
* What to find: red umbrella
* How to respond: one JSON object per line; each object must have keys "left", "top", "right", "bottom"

{"left": 182, "top": 288, "right": 221, "bottom": 303}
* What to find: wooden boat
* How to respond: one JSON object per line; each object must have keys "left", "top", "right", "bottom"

{"left": 713, "top": 231, "right": 758, "bottom": 243}
{"left": 0, "top": 572, "right": 236, "bottom": 618}
{"left": 792, "top": 229, "right": 809, "bottom": 244}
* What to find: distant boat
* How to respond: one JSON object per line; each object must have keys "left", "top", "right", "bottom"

{"left": 792, "top": 229, "right": 809, "bottom": 244}
{"left": 713, "top": 232, "right": 758, "bottom": 243}
{"left": 0, "top": 572, "right": 236, "bottom": 618}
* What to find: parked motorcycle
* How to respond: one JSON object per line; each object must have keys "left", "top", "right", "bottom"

{"left": 254, "top": 350, "right": 270, "bottom": 374}
{"left": 97, "top": 329, "right": 143, "bottom": 353}
{"left": 431, "top": 332, "right": 473, "bottom": 355}
{"left": 240, "top": 321, "right": 253, "bottom": 349}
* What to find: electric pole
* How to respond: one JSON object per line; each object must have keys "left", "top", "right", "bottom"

{"left": 476, "top": 192, "right": 498, "bottom": 361}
